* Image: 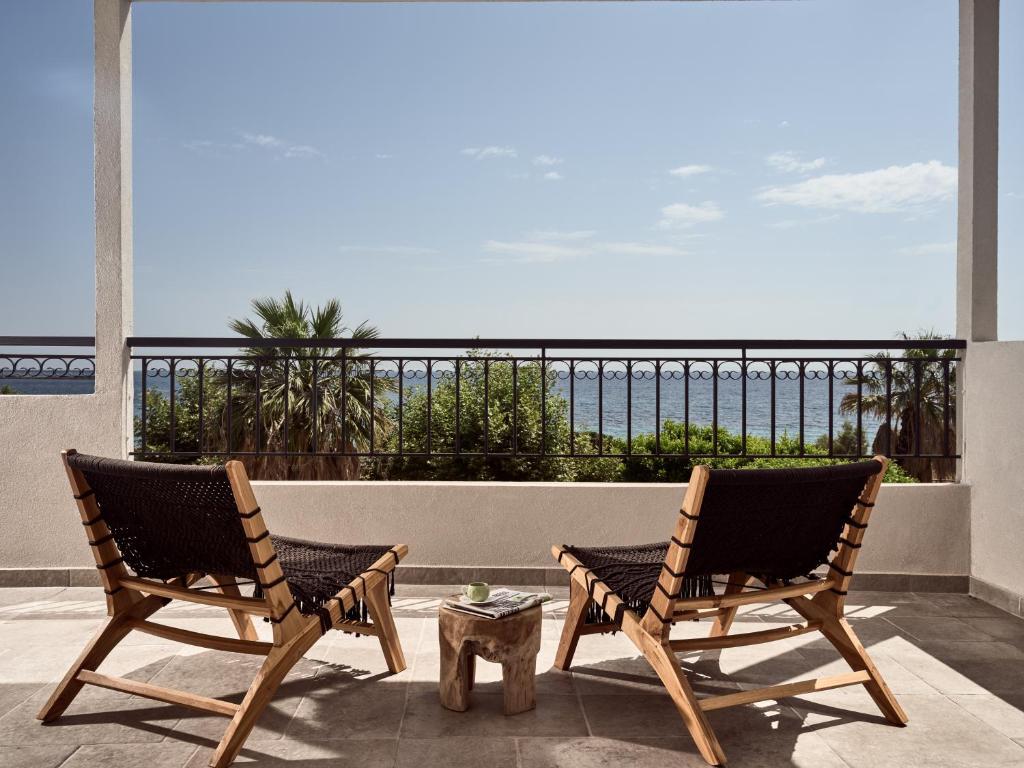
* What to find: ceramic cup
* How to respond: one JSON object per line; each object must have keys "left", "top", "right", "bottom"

{"left": 462, "top": 582, "right": 490, "bottom": 602}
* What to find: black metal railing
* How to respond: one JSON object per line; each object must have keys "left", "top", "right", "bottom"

{"left": 0, "top": 336, "right": 965, "bottom": 474}
{"left": 116, "top": 337, "right": 964, "bottom": 470}
{"left": 0, "top": 336, "right": 95, "bottom": 394}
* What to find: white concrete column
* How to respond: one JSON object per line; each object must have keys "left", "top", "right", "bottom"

{"left": 957, "top": 0, "right": 999, "bottom": 342}
{"left": 94, "top": 0, "right": 133, "bottom": 457}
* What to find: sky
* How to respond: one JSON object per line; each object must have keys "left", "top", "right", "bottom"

{"left": 0, "top": 0, "right": 1021, "bottom": 342}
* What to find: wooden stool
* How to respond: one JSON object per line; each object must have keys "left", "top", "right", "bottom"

{"left": 438, "top": 602, "right": 542, "bottom": 715}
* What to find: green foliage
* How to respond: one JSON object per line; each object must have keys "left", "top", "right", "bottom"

{"left": 371, "top": 353, "right": 619, "bottom": 481}
{"left": 0, "top": 384, "right": 17, "bottom": 395}
{"left": 134, "top": 372, "right": 224, "bottom": 465}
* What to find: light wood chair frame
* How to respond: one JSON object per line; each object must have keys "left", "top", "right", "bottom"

{"left": 551, "top": 456, "right": 907, "bottom": 766}
{"left": 38, "top": 449, "right": 409, "bottom": 768}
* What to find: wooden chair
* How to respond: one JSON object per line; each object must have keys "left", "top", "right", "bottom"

{"left": 38, "top": 450, "right": 408, "bottom": 768}
{"left": 551, "top": 457, "right": 906, "bottom": 766}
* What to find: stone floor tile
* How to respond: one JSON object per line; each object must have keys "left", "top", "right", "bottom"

{"left": 58, "top": 741, "right": 200, "bottom": 767}
{"left": 1, "top": 587, "right": 1023, "bottom": 768}
{"left": 4, "top": 744, "right": 79, "bottom": 768}
{"left": 0, "top": 686, "right": 185, "bottom": 745}
{"left": 921, "top": 593, "right": 1013, "bottom": 618}
{"left": 883, "top": 616, "right": 993, "bottom": 643}
{"left": 185, "top": 738, "right": 398, "bottom": 767}
{"left": 967, "top": 617, "right": 1024, "bottom": 645}
{"left": 395, "top": 737, "right": 516, "bottom": 768}
{"left": 518, "top": 736, "right": 709, "bottom": 768}
{"left": 949, "top": 694, "right": 1024, "bottom": 739}
{"left": 400, "top": 691, "right": 587, "bottom": 738}
{"left": 285, "top": 688, "right": 408, "bottom": 741}
{"left": 0, "top": 682, "right": 47, "bottom": 717}
{"left": 793, "top": 691, "right": 1024, "bottom": 768}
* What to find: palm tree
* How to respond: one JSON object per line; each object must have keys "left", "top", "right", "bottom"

{"left": 839, "top": 331, "right": 957, "bottom": 481}
{"left": 220, "top": 291, "right": 393, "bottom": 480}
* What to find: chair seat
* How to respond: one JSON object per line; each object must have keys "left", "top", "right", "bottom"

{"left": 270, "top": 535, "right": 396, "bottom": 616}
{"left": 563, "top": 542, "right": 717, "bottom": 622}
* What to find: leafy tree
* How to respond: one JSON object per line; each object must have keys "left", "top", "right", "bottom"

{"left": 812, "top": 420, "right": 866, "bottom": 457}
{"left": 839, "top": 331, "right": 957, "bottom": 481}
{"left": 370, "top": 353, "right": 619, "bottom": 481}
{"left": 222, "top": 291, "right": 393, "bottom": 480}
{"left": 134, "top": 371, "right": 224, "bottom": 464}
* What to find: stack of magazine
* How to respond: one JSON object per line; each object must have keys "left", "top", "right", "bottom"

{"left": 444, "top": 589, "right": 552, "bottom": 619}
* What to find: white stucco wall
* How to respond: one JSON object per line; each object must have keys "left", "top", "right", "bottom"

{"left": 964, "top": 341, "right": 1024, "bottom": 608}
{"left": 251, "top": 480, "right": 969, "bottom": 576}
{"left": 0, "top": 455, "right": 969, "bottom": 580}
{"left": 0, "top": 394, "right": 126, "bottom": 569}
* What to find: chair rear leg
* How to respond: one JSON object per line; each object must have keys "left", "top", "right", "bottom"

{"left": 821, "top": 616, "right": 908, "bottom": 725}
{"left": 209, "top": 629, "right": 319, "bottom": 768}
{"left": 37, "top": 614, "right": 134, "bottom": 722}
{"left": 787, "top": 596, "right": 907, "bottom": 726}
{"left": 642, "top": 635, "right": 728, "bottom": 766}
{"left": 554, "top": 579, "right": 589, "bottom": 671}
{"left": 364, "top": 576, "right": 406, "bottom": 674}
{"left": 211, "top": 575, "right": 259, "bottom": 642}
{"left": 709, "top": 572, "right": 746, "bottom": 638}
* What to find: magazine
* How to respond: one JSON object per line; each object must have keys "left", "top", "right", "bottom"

{"left": 444, "top": 589, "right": 552, "bottom": 619}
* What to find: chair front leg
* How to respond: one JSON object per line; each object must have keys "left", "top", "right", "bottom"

{"left": 639, "top": 632, "right": 727, "bottom": 766}
{"left": 364, "top": 576, "right": 406, "bottom": 674}
{"left": 209, "top": 623, "right": 321, "bottom": 768}
{"left": 36, "top": 613, "right": 134, "bottom": 722}
{"left": 554, "top": 578, "right": 590, "bottom": 671}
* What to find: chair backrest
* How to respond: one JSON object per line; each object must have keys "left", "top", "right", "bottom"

{"left": 65, "top": 452, "right": 258, "bottom": 581}
{"left": 685, "top": 460, "right": 884, "bottom": 580}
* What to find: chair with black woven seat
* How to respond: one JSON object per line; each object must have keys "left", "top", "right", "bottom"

{"left": 38, "top": 450, "right": 408, "bottom": 768}
{"left": 551, "top": 457, "right": 906, "bottom": 766}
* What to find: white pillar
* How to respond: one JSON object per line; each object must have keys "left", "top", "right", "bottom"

{"left": 93, "top": 0, "right": 133, "bottom": 457}
{"left": 957, "top": 0, "right": 999, "bottom": 342}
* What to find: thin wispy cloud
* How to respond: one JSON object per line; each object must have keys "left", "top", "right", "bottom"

{"left": 757, "top": 160, "right": 957, "bottom": 214}
{"left": 543, "top": 171, "right": 564, "bottom": 181}
{"left": 482, "top": 231, "right": 686, "bottom": 264}
{"left": 284, "top": 144, "right": 323, "bottom": 159}
{"left": 482, "top": 240, "right": 586, "bottom": 264}
{"left": 669, "top": 164, "right": 713, "bottom": 178}
{"left": 769, "top": 214, "right": 840, "bottom": 230}
{"left": 533, "top": 155, "right": 564, "bottom": 166}
{"left": 766, "top": 151, "right": 826, "bottom": 174}
{"left": 657, "top": 201, "right": 725, "bottom": 229}
{"left": 185, "top": 132, "right": 325, "bottom": 160}
{"left": 461, "top": 146, "right": 518, "bottom": 160}
{"left": 527, "top": 230, "right": 597, "bottom": 242}
{"left": 597, "top": 242, "right": 687, "bottom": 257}
{"left": 896, "top": 241, "right": 956, "bottom": 257}
{"left": 242, "top": 133, "right": 284, "bottom": 149}
{"left": 339, "top": 244, "right": 439, "bottom": 256}
{"left": 375, "top": 153, "right": 395, "bottom": 160}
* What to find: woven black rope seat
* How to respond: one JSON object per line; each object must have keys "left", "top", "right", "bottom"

{"left": 66, "top": 453, "right": 396, "bottom": 627}
{"left": 269, "top": 535, "right": 396, "bottom": 622}
{"left": 564, "top": 460, "right": 882, "bottom": 622}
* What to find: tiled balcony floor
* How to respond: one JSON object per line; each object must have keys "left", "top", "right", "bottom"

{"left": 2, "top": 587, "right": 1024, "bottom": 767}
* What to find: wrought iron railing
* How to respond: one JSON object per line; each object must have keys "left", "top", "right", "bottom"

{"left": 0, "top": 337, "right": 965, "bottom": 473}
{"left": 0, "top": 337, "right": 95, "bottom": 394}
{"left": 117, "top": 337, "right": 964, "bottom": 467}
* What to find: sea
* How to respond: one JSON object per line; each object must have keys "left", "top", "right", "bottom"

{"left": 2, "top": 368, "right": 884, "bottom": 447}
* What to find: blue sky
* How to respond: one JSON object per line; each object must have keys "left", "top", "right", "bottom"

{"left": 1, "top": 1, "right": 1021, "bottom": 341}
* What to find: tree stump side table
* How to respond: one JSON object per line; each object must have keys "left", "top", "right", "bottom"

{"left": 438, "top": 601, "right": 542, "bottom": 715}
